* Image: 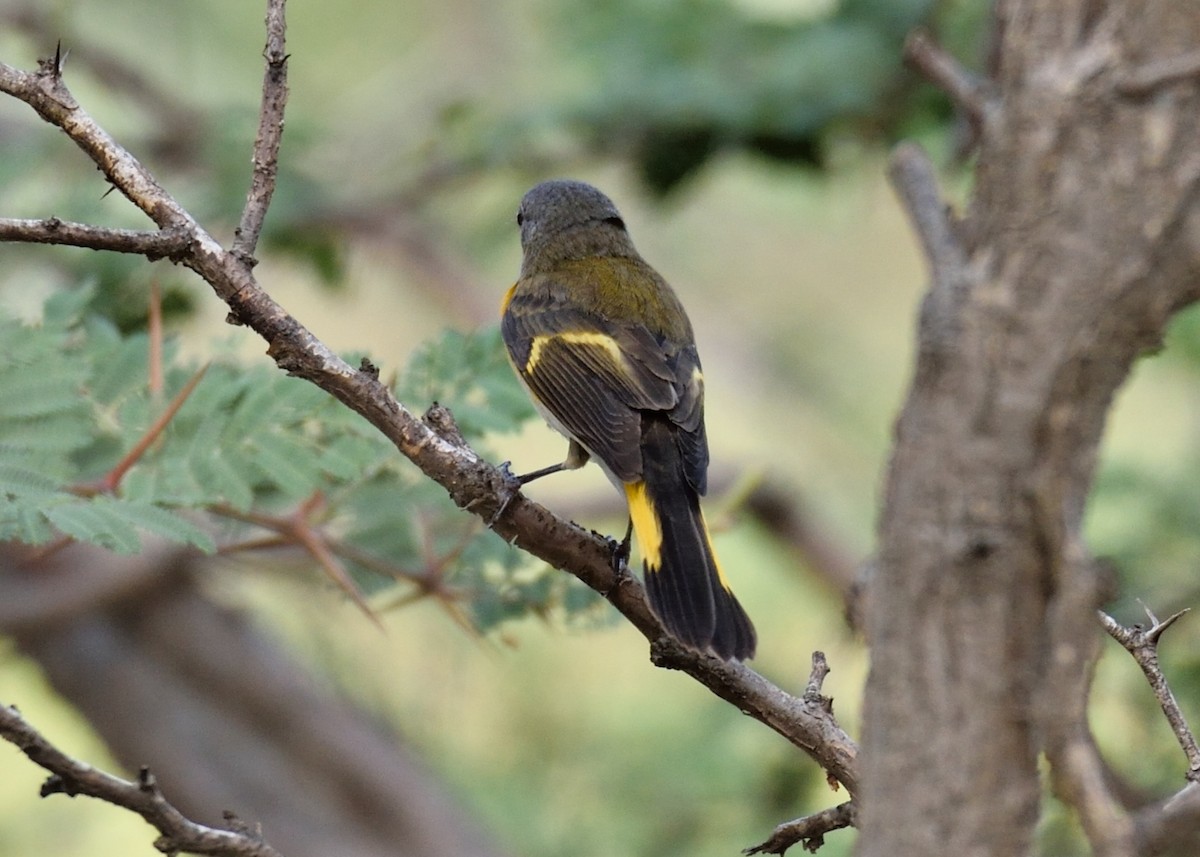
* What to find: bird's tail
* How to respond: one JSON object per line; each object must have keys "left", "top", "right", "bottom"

{"left": 625, "top": 422, "right": 756, "bottom": 661}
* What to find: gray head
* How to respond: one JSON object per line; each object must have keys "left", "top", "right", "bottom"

{"left": 517, "top": 180, "right": 638, "bottom": 271}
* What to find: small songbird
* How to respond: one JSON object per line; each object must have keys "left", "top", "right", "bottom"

{"left": 500, "top": 179, "right": 756, "bottom": 660}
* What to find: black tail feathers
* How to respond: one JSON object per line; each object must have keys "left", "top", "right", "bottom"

{"left": 635, "top": 423, "right": 756, "bottom": 661}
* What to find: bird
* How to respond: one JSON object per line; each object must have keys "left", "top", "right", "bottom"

{"left": 500, "top": 179, "right": 756, "bottom": 661}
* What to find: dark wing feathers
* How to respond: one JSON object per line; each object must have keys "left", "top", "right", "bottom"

{"left": 502, "top": 296, "right": 708, "bottom": 488}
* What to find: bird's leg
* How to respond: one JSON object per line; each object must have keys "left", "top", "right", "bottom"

{"left": 516, "top": 439, "right": 589, "bottom": 485}
{"left": 609, "top": 516, "right": 633, "bottom": 575}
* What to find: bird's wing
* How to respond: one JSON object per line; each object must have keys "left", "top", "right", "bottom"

{"left": 503, "top": 299, "right": 691, "bottom": 483}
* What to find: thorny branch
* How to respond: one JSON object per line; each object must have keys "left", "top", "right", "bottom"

{"left": 0, "top": 218, "right": 191, "bottom": 258}
{"left": 742, "top": 653, "right": 858, "bottom": 854}
{"left": 0, "top": 0, "right": 859, "bottom": 810}
{"left": 0, "top": 703, "right": 283, "bottom": 857}
{"left": 744, "top": 802, "right": 857, "bottom": 856}
{"left": 1101, "top": 607, "right": 1200, "bottom": 781}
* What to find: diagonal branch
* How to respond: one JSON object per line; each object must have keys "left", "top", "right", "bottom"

{"left": 1101, "top": 607, "right": 1200, "bottom": 781}
{"left": 0, "top": 703, "right": 284, "bottom": 857}
{"left": 0, "top": 0, "right": 859, "bottom": 797}
{"left": 903, "top": 28, "right": 992, "bottom": 129}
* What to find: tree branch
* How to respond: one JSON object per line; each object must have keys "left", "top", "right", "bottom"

{"left": 0, "top": 703, "right": 283, "bottom": 857}
{"left": 887, "top": 142, "right": 965, "bottom": 288}
{"left": 1101, "top": 607, "right": 1200, "bottom": 781}
{"left": 0, "top": 217, "right": 191, "bottom": 258}
{"left": 903, "top": 28, "right": 992, "bottom": 129}
{"left": 232, "top": 0, "right": 289, "bottom": 263}
{"left": 887, "top": 142, "right": 973, "bottom": 367}
{"left": 744, "top": 802, "right": 857, "bottom": 855}
{"left": 0, "top": 0, "right": 860, "bottom": 796}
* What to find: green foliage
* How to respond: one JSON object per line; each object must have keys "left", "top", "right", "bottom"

{"left": 545, "top": 0, "right": 963, "bottom": 194}
{"left": 0, "top": 292, "right": 596, "bottom": 632}
{"left": 397, "top": 327, "right": 536, "bottom": 441}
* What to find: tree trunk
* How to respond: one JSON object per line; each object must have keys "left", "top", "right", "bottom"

{"left": 859, "top": 2, "right": 1200, "bottom": 855}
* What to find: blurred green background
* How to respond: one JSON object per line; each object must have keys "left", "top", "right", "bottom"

{"left": 1, "top": 1, "right": 1199, "bottom": 855}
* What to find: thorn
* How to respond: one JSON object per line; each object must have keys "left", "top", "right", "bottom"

{"left": 1147, "top": 607, "right": 1190, "bottom": 644}
{"left": 96, "top": 363, "right": 210, "bottom": 493}
{"left": 487, "top": 462, "right": 523, "bottom": 528}
{"left": 137, "top": 766, "right": 156, "bottom": 791}
{"left": 53, "top": 41, "right": 69, "bottom": 77}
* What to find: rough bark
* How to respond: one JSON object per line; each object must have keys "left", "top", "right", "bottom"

{"left": 859, "top": 2, "right": 1200, "bottom": 856}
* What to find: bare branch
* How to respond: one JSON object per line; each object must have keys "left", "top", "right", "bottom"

{"left": 0, "top": 703, "right": 283, "bottom": 857}
{"left": 0, "top": 217, "right": 190, "bottom": 258}
{"left": 744, "top": 802, "right": 857, "bottom": 855}
{"left": 651, "top": 642, "right": 858, "bottom": 795}
{"left": 903, "top": 28, "right": 991, "bottom": 128}
{"left": 1101, "top": 608, "right": 1200, "bottom": 781}
{"left": 0, "top": 16, "right": 862, "bottom": 796}
{"left": 232, "top": 0, "right": 289, "bottom": 263}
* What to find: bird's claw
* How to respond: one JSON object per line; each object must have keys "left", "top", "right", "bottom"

{"left": 488, "top": 461, "right": 523, "bottom": 527}
{"left": 606, "top": 533, "right": 632, "bottom": 577}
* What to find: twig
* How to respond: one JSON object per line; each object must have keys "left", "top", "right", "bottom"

{"left": 652, "top": 642, "right": 859, "bottom": 795}
{"left": 2, "top": 3, "right": 205, "bottom": 159}
{"left": 1117, "top": 49, "right": 1200, "bottom": 97}
{"left": 803, "top": 651, "right": 831, "bottom": 704}
{"left": 232, "top": 0, "right": 289, "bottom": 264}
{"left": 0, "top": 218, "right": 190, "bottom": 258}
{"left": 903, "top": 28, "right": 991, "bottom": 129}
{"left": 0, "top": 703, "right": 283, "bottom": 857}
{"left": 1101, "top": 607, "right": 1200, "bottom": 781}
{"left": 744, "top": 802, "right": 857, "bottom": 855}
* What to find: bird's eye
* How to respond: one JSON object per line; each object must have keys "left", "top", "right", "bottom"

{"left": 516, "top": 211, "right": 524, "bottom": 226}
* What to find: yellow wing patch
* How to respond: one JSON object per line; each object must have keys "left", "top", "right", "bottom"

{"left": 526, "top": 330, "right": 626, "bottom": 375}
{"left": 625, "top": 481, "right": 663, "bottom": 572}
{"left": 500, "top": 283, "right": 517, "bottom": 314}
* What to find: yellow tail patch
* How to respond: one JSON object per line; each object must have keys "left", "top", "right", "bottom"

{"left": 624, "top": 481, "right": 663, "bottom": 572}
